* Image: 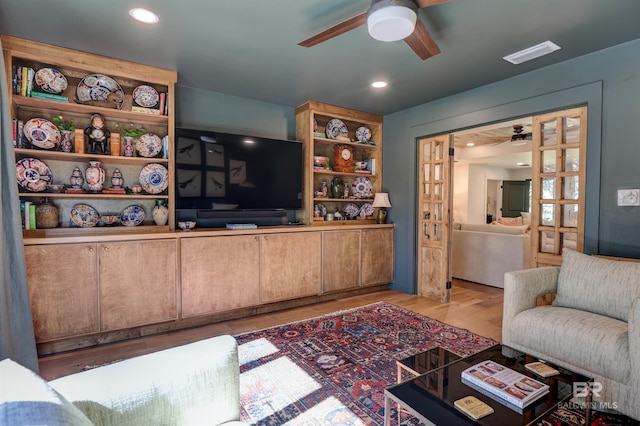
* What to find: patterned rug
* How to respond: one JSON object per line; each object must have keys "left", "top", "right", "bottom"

{"left": 234, "top": 301, "right": 498, "bottom": 425}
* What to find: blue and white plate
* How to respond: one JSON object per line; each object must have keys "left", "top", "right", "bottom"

{"left": 351, "top": 176, "right": 373, "bottom": 199}
{"left": 76, "top": 74, "right": 125, "bottom": 109}
{"left": 139, "top": 163, "right": 169, "bottom": 194}
{"left": 23, "top": 118, "right": 61, "bottom": 150}
{"left": 360, "top": 202, "right": 375, "bottom": 217}
{"left": 343, "top": 203, "right": 360, "bottom": 219}
{"left": 120, "top": 205, "right": 145, "bottom": 226}
{"left": 133, "top": 85, "right": 159, "bottom": 108}
{"left": 70, "top": 204, "right": 99, "bottom": 228}
{"left": 355, "top": 126, "right": 372, "bottom": 142}
{"left": 34, "top": 68, "right": 68, "bottom": 94}
{"left": 136, "top": 133, "right": 163, "bottom": 158}
{"left": 325, "top": 118, "right": 349, "bottom": 140}
{"left": 16, "top": 157, "right": 52, "bottom": 192}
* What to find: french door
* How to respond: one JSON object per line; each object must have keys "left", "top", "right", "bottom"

{"left": 417, "top": 134, "right": 453, "bottom": 302}
{"left": 531, "top": 106, "right": 587, "bottom": 267}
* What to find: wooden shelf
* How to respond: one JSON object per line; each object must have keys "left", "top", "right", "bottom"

{"left": 313, "top": 137, "right": 378, "bottom": 149}
{"left": 313, "top": 169, "right": 376, "bottom": 178}
{"left": 313, "top": 197, "right": 374, "bottom": 203}
{"left": 19, "top": 192, "right": 168, "bottom": 199}
{"left": 15, "top": 148, "right": 168, "bottom": 164}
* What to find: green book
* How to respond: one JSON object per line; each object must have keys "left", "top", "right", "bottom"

{"left": 29, "top": 204, "right": 36, "bottom": 230}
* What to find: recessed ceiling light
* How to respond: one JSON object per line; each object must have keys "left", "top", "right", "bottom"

{"left": 503, "top": 41, "right": 560, "bottom": 65}
{"left": 466, "top": 142, "right": 475, "bottom": 147}
{"left": 244, "top": 139, "right": 255, "bottom": 145}
{"left": 517, "top": 162, "right": 531, "bottom": 167}
{"left": 371, "top": 81, "right": 388, "bottom": 88}
{"left": 129, "top": 8, "right": 159, "bottom": 24}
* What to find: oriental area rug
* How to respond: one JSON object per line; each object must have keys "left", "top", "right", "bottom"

{"left": 235, "top": 301, "right": 497, "bottom": 425}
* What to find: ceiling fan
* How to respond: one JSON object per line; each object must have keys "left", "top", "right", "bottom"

{"left": 488, "top": 125, "right": 533, "bottom": 146}
{"left": 298, "top": 0, "right": 449, "bottom": 60}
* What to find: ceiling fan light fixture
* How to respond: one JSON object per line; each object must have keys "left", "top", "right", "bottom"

{"left": 503, "top": 41, "right": 561, "bottom": 65}
{"left": 367, "top": 0, "right": 418, "bottom": 42}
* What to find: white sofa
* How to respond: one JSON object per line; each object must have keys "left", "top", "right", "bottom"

{"left": 0, "top": 335, "right": 246, "bottom": 425}
{"left": 452, "top": 223, "right": 530, "bottom": 288}
{"left": 503, "top": 249, "right": 640, "bottom": 420}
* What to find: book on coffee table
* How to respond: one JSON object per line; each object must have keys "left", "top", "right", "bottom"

{"left": 461, "top": 360, "right": 550, "bottom": 411}
{"left": 454, "top": 396, "right": 494, "bottom": 420}
{"left": 524, "top": 361, "right": 560, "bottom": 377}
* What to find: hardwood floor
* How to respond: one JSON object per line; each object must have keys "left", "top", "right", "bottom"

{"left": 38, "top": 279, "right": 503, "bottom": 380}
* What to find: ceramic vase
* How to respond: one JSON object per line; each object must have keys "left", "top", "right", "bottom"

{"left": 124, "top": 136, "right": 134, "bottom": 157}
{"left": 330, "top": 177, "right": 344, "bottom": 199}
{"left": 35, "top": 197, "right": 59, "bottom": 229}
{"left": 111, "top": 169, "right": 124, "bottom": 189}
{"left": 152, "top": 200, "right": 169, "bottom": 226}
{"left": 60, "top": 130, "right": 73, "bottom": 153}
{"left": 85, "top": 161, "right": 105, "bottom": 192}
{"left": 70, "top": 167, "right": 84, "bottom": 189}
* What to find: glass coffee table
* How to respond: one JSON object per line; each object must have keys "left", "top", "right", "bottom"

{"left": 385, "top": 345, "right": 591, "bottom": 425}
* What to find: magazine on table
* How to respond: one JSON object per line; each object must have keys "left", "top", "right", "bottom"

{"left": 461, "top": 360, "right": 550, "bottom": 411}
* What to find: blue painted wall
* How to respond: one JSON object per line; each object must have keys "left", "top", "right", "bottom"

{"left": 173, "top": 39, "right": 640, "bottom": 295}
{"left": 384, "top": 38, "right": 640, "bottom": 294}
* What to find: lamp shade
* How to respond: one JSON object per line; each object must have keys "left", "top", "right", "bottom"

{"left": 372, "top": 192, "right": 392, "bottom": 208}
{"left": 367, "top": 1, "right": 417, "bottom": 42}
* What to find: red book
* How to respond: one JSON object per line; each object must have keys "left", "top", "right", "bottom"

{"left": 159, "top": 92, "right": 166, "bottom": 116}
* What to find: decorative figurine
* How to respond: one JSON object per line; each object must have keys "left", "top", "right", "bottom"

{"left": 314, "top": 204, "right": 320, "bottom": 217}
{"left": 111, "top": 169, "right": 124, "bottom": 189}
{"left": 343, "top": 184, "right": 350, "bottom": 199}
{"left": 85, "top": 113, "right": 110, "bottom": 154}
{"left": 321, "top": 181, "right": 328, "bottom": 197}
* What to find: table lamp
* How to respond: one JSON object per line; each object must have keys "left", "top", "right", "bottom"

{"left": 372, "top": 192, "right": 392, "bottom": 224}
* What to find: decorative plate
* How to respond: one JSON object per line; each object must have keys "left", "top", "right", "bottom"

{"left": 120, "top": 205, "right": 145, "bottom": 226}
{"left": 70, "top": 204, "right": 99, "bottom": 228}
{"left": 76, "top": 74, "right": 125, "bottom": 109}
{"left": 360, "top": 202, "right": 375, "bottom": 217}
{"left": 342, "top": 203, "right": 360, "bottom": 219}
{"left": 34, "top": 68, "right": 68, "bottom": 94}
{"left": 136, "top": 133, "right": 163, "bottom": 157}
{"left": 351, "top": 176, "right": 373, "bottom": 199}
{"left": 139, "top": 163, "right": 169, "bottom": 194}
{"left": 355, "top": 126, "right": 372, "bottom": 142}
{"left": 16, "top": 157, "right": 52, "bottom": 192}
{"left": 23, "top": 118, "right": 61, "bottom": 149}
{"left": 325, "top": 118, "right": 349, "bottom": 140}
{"left": 132, "top": 84, "right": 159, "bottom": 108}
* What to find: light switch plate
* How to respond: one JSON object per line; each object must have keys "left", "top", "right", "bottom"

{"left": 617, "top": 189, "right": 640, "bottom": 206}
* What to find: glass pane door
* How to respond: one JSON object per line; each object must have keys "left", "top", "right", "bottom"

{"left": 531, "top": 107, "right": 587, "bottom": 266}
{"left": 417, "top": 135, "right": 452, "bottom": 302}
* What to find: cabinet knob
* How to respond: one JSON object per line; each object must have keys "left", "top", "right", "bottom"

{"left": 103, "top": 246, "right": 109, "bottom": 252}
{"left": 88, "top": 247, "right": 93, "bottom": 252}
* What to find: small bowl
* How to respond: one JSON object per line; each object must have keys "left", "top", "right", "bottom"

{"left": 47, "top": 184, "right": 65, "bottom": 193}
{"left": 100, "top": 215, "right": 120, "bottom": 226}
{"left": 178, "top": 221, "right": 196, "bottom": 231}
{"left": 131, "top": 184, "right": 143, "bottom": 194}
{"left": 356, "top": 161, "right": 368, "bottom": 171}
{"left": 313, "top": 156, "right": 328, "bottom": 168}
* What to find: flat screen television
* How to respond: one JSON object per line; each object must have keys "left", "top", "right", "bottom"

{"left": 174, "top": 128, "right": 303, "bottom": 216}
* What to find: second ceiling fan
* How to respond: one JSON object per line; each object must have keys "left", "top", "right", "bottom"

{"left": 298, "top": 0, "right": 448, "bottom": 60}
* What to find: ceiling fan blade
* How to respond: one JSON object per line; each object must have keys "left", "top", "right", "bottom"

{"left": 298, "top": 12, "right": 367, "bottom": 48}
{"left": 415, "top": 0, "right": 449, "bottom": 9}
{"left": 403, "top": 19, "right": 440, "bottom": 60}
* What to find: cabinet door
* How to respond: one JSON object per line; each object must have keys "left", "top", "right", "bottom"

{"left": 25, "top": 243, "right": 99, "bottom": 341}
{"left": 181, "top": 235, "right": 260, "bottom": 317}
{"left": 260, "top": 232, "right": 321, "bottom": 303}
{"left": 361, "top": 228, "right": 395, "bottom": 286}
{"left": 99, "top": 239, "right": 177, "bottom": 331}
{"left": 322, "top": 230, "right": 360, "bottom": 292}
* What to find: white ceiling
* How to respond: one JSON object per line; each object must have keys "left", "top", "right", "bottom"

{"left": 2, "top": 1, "right": 640, "bottom": 115}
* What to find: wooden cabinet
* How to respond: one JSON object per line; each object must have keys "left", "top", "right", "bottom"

{"left": 99, "top": 239, "right": 177, "bottom": 331}
{"left": 2, "top": 35, "right": 177, "bottom": 235}
{"left": 25, "top": 239, "right": 177, "bottom": 341}
{"left": 25, "top": 243, "right": 99, "bottom": 342}
{"left": 260, "top": 232, "right": 322, "bottom": 303}
{"left": 181, "top": 235, "right": 260, "bottom": 318}
{"left": 361, "top": 227, "right": 395, "bottom": 286}
{"left": 295, "top": 101, "right": 383, "bottom": 225}
{"left": 322, "top": 230, "right": 361, "bottom": 292}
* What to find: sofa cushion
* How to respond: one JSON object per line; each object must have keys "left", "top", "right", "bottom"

{"left": 509, "top": 307, "right": 630, "bottom": 383}
{"left": 553, "top": 248, "right": 640, "bottom": 321}
{"left": 0, "top": 358, "right": 93, "bottom": 426}
{"left": 50, "top": 335, "right": 240, "bottom": 426}
{"left": 460, "top": 223, "right": 527, "bottom": 235}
